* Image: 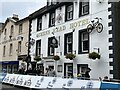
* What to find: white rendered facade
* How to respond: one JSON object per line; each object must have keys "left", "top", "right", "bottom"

{"left": 30, "top": 0, "right": 113, "bottom": 79}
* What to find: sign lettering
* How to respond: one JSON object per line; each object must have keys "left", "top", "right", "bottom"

{"left": 36, "top": 18, "right": 89, "bottom": 38}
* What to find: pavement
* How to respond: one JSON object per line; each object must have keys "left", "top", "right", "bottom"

{"left": 1, "top": 83, "right": 30, "bottom": 90}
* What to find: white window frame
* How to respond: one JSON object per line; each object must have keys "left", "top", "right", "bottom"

{"left": 81, "top": 32, "right": 89, "bottom": 52}
{"left": 38, "top": 18, "right": 42, "bottom": 31}
{"left": 67, "top": 35, "right": 72, "bottom": 53}
{"left": 36, "top": 41, "right": 41, "bottom": 56}
{"left": 66, "top": 5, "right": 73, "bottom": 21}
{"left": 50, "top": 47, "right": 54, "bottom": 56}
{"left": 50, "top": 12, "right": 55, "bottom": 26}
{"left": 82, "top": 2, "right": 89, "bottom": 15}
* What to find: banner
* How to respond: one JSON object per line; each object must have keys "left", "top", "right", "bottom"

{"left": 2, "top": 74, "right": 120, "bottom": 89}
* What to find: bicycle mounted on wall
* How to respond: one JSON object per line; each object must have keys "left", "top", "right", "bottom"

{"left": 87, "top": 17, "right": 103, "bottom": 33}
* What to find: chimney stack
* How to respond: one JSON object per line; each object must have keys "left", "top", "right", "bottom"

{"left": 12, "top": 14, "right": 19, "bottom": 21}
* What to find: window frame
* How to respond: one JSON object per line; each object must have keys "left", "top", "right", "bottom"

{"left": 19, "top": 24, "right": 22, "bottom": 34}
{"left": 65, "top": 3, "right": 73, "bottom": 21}
{"left": 49, "top": 11, "right": 55, "bottom": 27}
{"left": 36, "top": 40, "right": 41, "bottom": 56}
{"left": 37, "top": 17, "right": 42, "bottom": 31}
{"left": 10, "top": 25, "right": 14, "bottom": 36}
{"left": 48, "top": 37, "right": 55, "bottom": 56}
{"left": 3, "top": 45, "right": 6, "bottom": 57}
{"left": 64, "top": 32, "right": 73, "bottom": 55}
{"left": 79, "top": 1, "right": 89, "bottom": 17}
{"left": 9, "top": 43, "right": 13, "bottom": 56}
{"left": 4, "top": 29, "right": 7, "bottom": 40}
{"left": 78, "top": 29, "right": 89, "bottom": 54}
{"left": 18, "top": 41, "right": 22, "bottom": 54}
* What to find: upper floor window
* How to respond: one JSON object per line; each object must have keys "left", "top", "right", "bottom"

{"left": 78, "top": 30, "right": 89, "bottom": 54}
{"left": 65, "top": 3, "right": 73, "bottom": 21}
{"left": 4, "top": 29, "right": 7, "bottom": 40}
{"left": 48, "top": 37, "right": 55, "bottom": 56}
{"left": 19, "top": 24, "right": 22, "bottom": 34}
{"left": 37, "top": 18, "right": 42, "bottom": 31}
{"left": 49, "top": 11, "right": 55, "bottom": 27}
{"left": 10, "top": 25, "right": 14, "bottom": 36}
{"left": 79, "top": 1, "right": 89, "bottom": 16}
{"left": 64, "top": 33, "right": 73, "bottom": 55}
{"left": 3, "top": 45, "right": 6, "bottom": 57}
{"left": 18, "top": 41, "right": 21, "bottom": 54}
{"left": 36, "top": 40, "right": 41, "bottom": 56}
{"left": 9, "top": 43, "right": 13, "bottom": 56}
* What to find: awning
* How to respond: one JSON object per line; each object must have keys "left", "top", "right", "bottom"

{"left": 0, "top": 61, "right": 19, "bottom": 65}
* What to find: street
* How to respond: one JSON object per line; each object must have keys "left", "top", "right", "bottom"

{"left": 1, "top": 83, "right": 31, "bottom": 90}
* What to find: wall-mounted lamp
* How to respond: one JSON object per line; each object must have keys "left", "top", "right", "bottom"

{"left": 30, "top": 38, "right": 35, "bottom": 45}
{"left": 93, "top": 48, "right": 100, "bottom": 53}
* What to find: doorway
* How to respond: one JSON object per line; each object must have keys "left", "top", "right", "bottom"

{"left": 64, "top": 63, "right": 73, "bottom": 78}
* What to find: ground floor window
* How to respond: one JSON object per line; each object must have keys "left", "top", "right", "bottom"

{"left": 12, "top": 64, "right": 18, "bottom": 73}
{"left": 64, "top": 63, "right": 73, "bottom": 77}
{"left": 77, "top": 64, "right": 88, "bottom": 78}
{"left": 2, "top": 65, "right": 7, "bottom": 73}
{"left": 2, "top": 62, "right": 18, "bottom": 74}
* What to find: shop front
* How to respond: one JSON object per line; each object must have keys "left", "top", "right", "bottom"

{"left": 0, "top": 61, "right": 19, "bottom": 74}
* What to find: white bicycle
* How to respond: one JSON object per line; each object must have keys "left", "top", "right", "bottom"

{"left": 87, "top": 17, "right": 103, "bottom": 33}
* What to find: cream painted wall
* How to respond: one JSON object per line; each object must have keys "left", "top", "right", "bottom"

{"left": 0, "top": 18, "right": 29, "bottom": 62}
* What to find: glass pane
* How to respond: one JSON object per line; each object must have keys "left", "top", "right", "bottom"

{"left": 83, "top": 33, "right": 88, "bottom": 40}
{"left": 67, "top": 5, "right": 73, "bottom": 12}
{"left": 68, "top": 43, "right": 72, "bottom": 52}
{"left": 83, "top": 5, "right": 89, "bottom": 14}
{"left": 83, "top": 41, "right": 89, "bottom": 51}
{"left": 67, "top": 35, "right": 72, "bottom": 43}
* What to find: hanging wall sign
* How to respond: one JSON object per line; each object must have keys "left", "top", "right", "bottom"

{"left": 49, "top": 37, "right": 58, "bottom": 48}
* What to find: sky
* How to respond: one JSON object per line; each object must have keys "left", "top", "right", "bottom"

{"left": 0, "top": 0, "right": 47, "bottom": 23}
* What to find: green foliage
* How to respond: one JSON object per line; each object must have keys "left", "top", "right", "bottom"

{"left": 65, "top": 53, "right": 76, "bottom": 60}
{"left": 88, "top": 52, "right": 100, "bottom": 60}
{"left": 34, "top": 56, "right": 41, "bottom": 61}
{"left": 53, "top": 55, "right": 60, "bottom": 61}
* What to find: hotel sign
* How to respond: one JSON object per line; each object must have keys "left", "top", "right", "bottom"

{"left": 36, "top": 18, "right": 89, "bottom": 38}
{"left": 0, "top": 38, "right": 16, "bottom": 45}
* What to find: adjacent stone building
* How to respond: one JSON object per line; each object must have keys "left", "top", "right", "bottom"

{"left": 0, "top": 14, "right": 29, "bottom": 73}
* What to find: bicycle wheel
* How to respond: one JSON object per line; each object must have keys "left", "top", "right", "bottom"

{"left": 96, "top": 23, "right": 103, "bottom": 33}
{"left": 87, "top": 24, "right": 93, "bottom": 33}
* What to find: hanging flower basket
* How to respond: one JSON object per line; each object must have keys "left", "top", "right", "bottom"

{"left": 53, "top": 55, "right": 60, "bottom": 61}
{"left": 65, "top": 53, "right": 76, "bottom": 60}
{"left": 88, "top": 52, "right": 100, "bottom": 60}
{"left": 34, "top": 56, "right": 41, "bottom": 62}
